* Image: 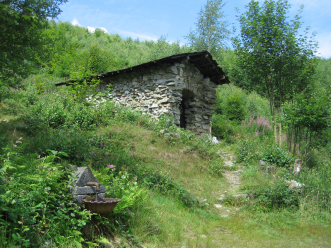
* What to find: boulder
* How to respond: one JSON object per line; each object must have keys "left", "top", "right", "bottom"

{"left": 288, "top": 180, "right": 305, "bottom": 189}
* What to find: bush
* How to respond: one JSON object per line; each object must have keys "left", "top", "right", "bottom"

{"left": 253, "top": 180, "right": 301, "bottom": 212}
{"left": 215, "top": 84, "right": 246, "bottom": 123}
{"left": 212, "top": 114, "right": 234, "bottom": 140}
{"left": 262, "top": 146, "right": 292, "bottom": 168}
{"left": 235, "top": 140, "right": 259, "bottom": 163}
{"left": 25, "top": 129, "right": 92, "bottom": 163}
{"left": 225, "top": 90, "right": 246, "bottom": 123}
{"left": 0, "top": 147, "right": 91, "bottom": 247}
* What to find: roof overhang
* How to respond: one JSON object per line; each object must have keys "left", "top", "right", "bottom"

{"left": 56, "top": 51, "right": 229, "bottom": 86}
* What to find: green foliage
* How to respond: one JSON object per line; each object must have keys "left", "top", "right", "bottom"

{"left": 253, "top": 180, "right": 301, "bottom": 212}
{"left": 0, "top": 145, "right": 91, "bottom": 247}
{"left": 235, "top": 140, "right": 259, "bottom": 164}
{"left": 262, "top": 146, "right": 292, "bottom": 168}
{"left": 25, "top": 129, "right": 92, "bottom": 163}
{"left": 212, "top": 114, "right": 234, "bottom": 140}
{"left": 300, "top": 160, "right": 331, "bottom": 211}
{"left": 185, "top": 0, "right": 230, "bottom": 58}
{"left": 224, "top": 90, "right": 246, "bottom": 123}
{"left": 208, "top": 160, "right": 224, "bottom": 177}
{"left": 0, "top": 0, "right": 67, "bottom": 86}
{"left": 284, "top": 88, "right": 330, "bottom": 134}
{"left": 233, "top": 0, "right": 317, "bottom": 118}
{"left": 245, "top": 92, "right": 270, "bottom": 118}
{"left": 0, "top": 82, "right": 13, "bottom": 102}
{"left": 133, "top": 166, "right": 205, "bottom": 209}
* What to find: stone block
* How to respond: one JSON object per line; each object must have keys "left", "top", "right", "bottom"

{"left": 73, "top": 186, "right": 106, "bottom": 195}
{"left": 74, "top": 193, "right": 106, "bottom": 206}
{"left": 72, "top": 167, "right": 99, "bottom": 188}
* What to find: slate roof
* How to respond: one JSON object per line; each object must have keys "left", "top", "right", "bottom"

{"left": 56, "top": 51, "right": 229, "bottom": 86}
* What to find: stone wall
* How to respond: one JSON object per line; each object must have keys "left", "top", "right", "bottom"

{"left": 96, "top": 61, "right": 218, "bottom": 135}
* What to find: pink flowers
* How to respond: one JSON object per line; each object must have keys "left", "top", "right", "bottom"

{"left": 130, "top": 153, "right": 134, "bottom": 156}
{"left": 107, "top": 164, "right": 114, "bottom": 168}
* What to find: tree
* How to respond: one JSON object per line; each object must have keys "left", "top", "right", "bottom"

{"left": 0, "top": 0, "right": 67, "bottom": 86}
{"left": 284, "top": 85, "right": 330, "bottom": 156}
{"left": 185, "top": 0, "right": 230, "bottom": 57}
{"left": 232, "top": 0, "right": 317, "bottom": 144}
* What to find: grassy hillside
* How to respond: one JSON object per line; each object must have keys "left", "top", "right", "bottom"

{"left": 1, "top": 76, "right": 330, "bottom": 247}
{"left": 1, "top": 20, "right": 331, "bottom": 248}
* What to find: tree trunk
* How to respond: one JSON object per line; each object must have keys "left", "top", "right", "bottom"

{"left": 279, "top": 121, "right": 282, "bottom": 148}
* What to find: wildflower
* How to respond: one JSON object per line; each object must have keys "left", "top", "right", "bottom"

{"left": 130, "top": 153, "right": 134, "bottom": 156}
{"left": 107, "top": 164, "right": 114, "bottom": 168}
{"left": 116, "top": 130, "right": 119, "bottom": 133}
{"left": 254, "top": 131, "right": 259, "bottom": 137}
{"left": 101, "top": 143, "right": 104, "bottom": 147}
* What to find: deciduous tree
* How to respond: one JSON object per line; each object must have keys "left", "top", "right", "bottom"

{"left": 185, "top": 0, "right": 230, "bottom": 58}
{"left": 0, "top": 0, "right": 67, "bottom": 85}
{"left": 232, "top": 0, "right": 317, "bottom": 144}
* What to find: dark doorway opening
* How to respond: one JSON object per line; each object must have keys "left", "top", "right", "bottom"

{"left": 179, "top": 89, "right": 195, "bottom": 129}
{"left": 179, "top": 101, "right": 186, "bottom": 128}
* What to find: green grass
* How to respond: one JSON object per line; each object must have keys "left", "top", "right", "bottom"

{"left": 94, "top": 121, "right": 331, "bottom": 247}
{"left": 1, "top": 82, "right": 331, "bottom": 247}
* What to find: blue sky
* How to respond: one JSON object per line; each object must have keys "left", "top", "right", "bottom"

{"left": 57, "top": 0, "right": 331, "bottom": 58}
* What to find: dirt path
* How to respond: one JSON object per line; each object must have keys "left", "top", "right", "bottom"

{"left": 214, "top": 150, "right": 243, "bottom": 217}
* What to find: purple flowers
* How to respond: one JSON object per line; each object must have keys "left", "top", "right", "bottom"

{"left": 107, "top": 164, "right": 114, "bottom": 168}
{"left": 130, "top": 153, "right": 134, "bottom": 156}
{"left": 242, "top": 115, "right": 272, "bottom": 137}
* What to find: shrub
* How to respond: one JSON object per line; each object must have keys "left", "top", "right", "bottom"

{"left": 224, "top": 90, "right": 246, "bottom": 123}
{"left": 0, "top": 147, "right": 91, "bottom": 247}
{"left": 25, "top": 129, "right": 92, "bottom": 163}
{"left": 212, "top": 114, "right": 234, "bottom": 139}
{"left": 235, "top": 140, "right": 259, "bottom": 163}
{"left": 262, "top": 146, "right": 292, "bottom": 168}
{"left": 253, "top": 180, "right": 301, "bottom": 212}
{"left": 215, "top": 84, "right": 246, "bottom": 123}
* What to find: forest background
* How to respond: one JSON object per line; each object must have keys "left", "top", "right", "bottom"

{"left": 0, "top": 0, "right": 331, "bottom": 247}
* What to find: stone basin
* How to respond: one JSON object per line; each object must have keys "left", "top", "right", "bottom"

{"left": 83, "top": 197, "right": 122, "bottom": 214}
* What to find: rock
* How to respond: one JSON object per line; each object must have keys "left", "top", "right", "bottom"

{"left": 288, "top": 180, "right": 305, "bottom": 189}
{"left": 218, "top": 194, "right": 226, "bottom": 202}
{"left": 259, "top": 160, "right": 266, "bottom": 166}
{"left": 164, "top": 132, "right": 180, "bottom": 139}
{"left": 214, "top": 204, "right": 223, "bottom": 209}
{"left": 265, "top": 165, "right": 276, "bottom": 174}
{"left": 221, "top": 214, "right": 230, "bottom": 218}
{"left": 169, "top": 133, "right": 180, "bottom": 139}
{"left": 233, "top": 194, "right": 248, "bottom": 199}
{"left": 211, "top": 136, "right": 219, "bottom": 144}
{"left": 233, "top": 170, "right": 243, "bottom": 174}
